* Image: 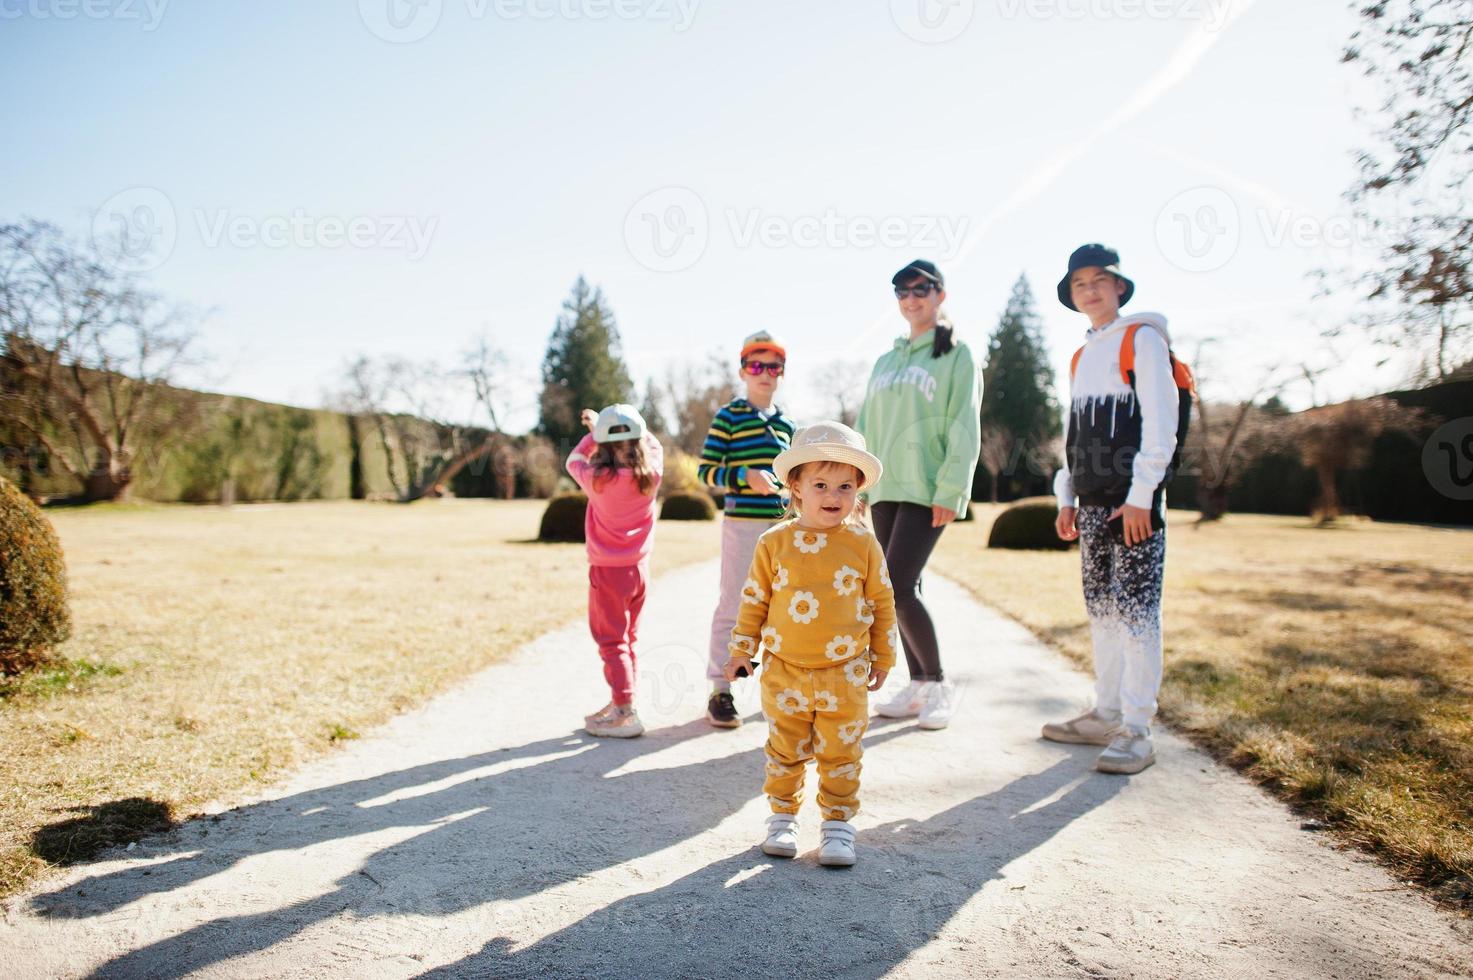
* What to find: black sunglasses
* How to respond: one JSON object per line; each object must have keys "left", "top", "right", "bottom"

{"left": 894, "top": 283, "right": 939, "bottom": 299}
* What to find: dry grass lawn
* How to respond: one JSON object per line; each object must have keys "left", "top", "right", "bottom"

{"left": 0, "top": 499, "right": 721, "bottom": 900}
{"left": 930, "top": 506, "right": 1473, "bottom": 908}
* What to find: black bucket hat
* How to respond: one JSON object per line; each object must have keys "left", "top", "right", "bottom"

{"left": 1057, "top": 243, "right": 1134, "bottom": 311}
{"left": 891, "top": 258, "right": 944, "bottom": 288}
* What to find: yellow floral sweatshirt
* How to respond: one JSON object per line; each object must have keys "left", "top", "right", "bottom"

{"left": 728, "top": 519, "right": 899, "bottom": 673}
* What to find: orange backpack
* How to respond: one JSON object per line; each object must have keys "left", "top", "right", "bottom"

{"left": 1070, "top": 322, "right": 1197, "bottom": 469}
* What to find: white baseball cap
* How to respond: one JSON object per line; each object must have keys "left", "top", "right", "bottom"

{"left": 593, "top": 404, "right": 647, "bottom": 443}
{"left": 772, "top": 420, "right": 882, "bottom": 488}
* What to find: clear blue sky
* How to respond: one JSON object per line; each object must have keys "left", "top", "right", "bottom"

{"left": 2, "top": 0, "right": 1390, "bottom": 431}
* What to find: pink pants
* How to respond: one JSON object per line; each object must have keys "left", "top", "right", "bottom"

{"left": 588, "top": 562, "right": 648, "bottom": 705}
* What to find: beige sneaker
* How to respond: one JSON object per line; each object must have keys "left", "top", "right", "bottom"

{"left": 585, "top": 703, "right": 645, "bottom": 738}
{"left": 1095, "top": 727, "right": 1155, "bottom": 774}
{"left": 1041, "top": 709, "right": 1123, "bottom": 746}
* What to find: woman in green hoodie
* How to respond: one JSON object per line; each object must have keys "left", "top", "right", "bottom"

{"left": 855, "top": 259, "right": 982, "bottom": 731}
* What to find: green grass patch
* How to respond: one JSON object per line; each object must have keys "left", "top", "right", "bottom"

{"left": 0, "top": 659, "right": 124, "bottom": 701}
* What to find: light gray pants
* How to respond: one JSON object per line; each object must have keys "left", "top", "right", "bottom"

{"left": 707, "top": 517, "right": 774, "bottom": 689}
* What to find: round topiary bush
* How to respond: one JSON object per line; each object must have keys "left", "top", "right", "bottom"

{"left": 537, "top": 492, "right": 587, "bottom": 543}
{"left": 987, "top": 496, "right": 1074, "bottom": 551}
{"left": 0, "top": 477, "right": 72, "bottom": 674}
{"left": 660, "top": 491, "right": 716, "bottom": 521}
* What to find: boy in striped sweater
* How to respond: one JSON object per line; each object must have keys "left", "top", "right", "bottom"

{"left": 699, "top": 331, "right": 796, "bottom": 728}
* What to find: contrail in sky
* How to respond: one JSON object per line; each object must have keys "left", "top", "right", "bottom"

{"left": 849, "top": 0, "right": 1261, "bottom": 354}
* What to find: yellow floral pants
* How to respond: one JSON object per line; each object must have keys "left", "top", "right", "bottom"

{"left": 760, "top": 654, "right": 871, "bottom": 821}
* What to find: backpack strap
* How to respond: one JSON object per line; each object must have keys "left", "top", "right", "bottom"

{"left": 1119, "top": 323, "right": 1143, "bottom": 386}
{"left": 1119, "top": 321, "right": 1195, "bottom": 394}
{"left": 1069, "top": 345, "right": 1083, "bottom": 380}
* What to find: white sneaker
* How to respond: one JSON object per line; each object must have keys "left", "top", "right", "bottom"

{"left": 818, "top": 819, "right": 856, "bottom": 867}
{"left": 874, "top": 679, "right": 928, "bottom": 718}
{"left": 917, "top": 680, "right": 956, "bottom": 730}
{"left": 762, "top": 813, "right": 798, "bottom": 859}
{"left": 1041, "top": 709, "right": 1124, "bottom": 746}
{"left": 1095, "top": 727, "right": 1155, "bottom": 774}
{"left": 585, "top": 703, "right": 644, "bottom": 739}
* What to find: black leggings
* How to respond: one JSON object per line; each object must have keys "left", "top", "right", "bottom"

{"left": 870, "top": 501, "right": 947, "bottom": 682}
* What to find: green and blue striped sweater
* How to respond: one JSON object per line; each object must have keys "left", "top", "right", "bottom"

{"left": 697, "top": 399, "right": 796, "bottom": 521}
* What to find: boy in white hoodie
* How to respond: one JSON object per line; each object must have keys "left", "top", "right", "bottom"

{"left": 1045, "top": 244, "right": 1183, "bottom": 775}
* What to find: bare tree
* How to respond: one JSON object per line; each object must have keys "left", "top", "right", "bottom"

{"left": 339, "top": 335, "right": 510, "bottom": 502}
{"left": 977, "top": 423, "right": 1013, "bottom": 504}
{"left": 1277, "top": 396, "right": 1426, "bottom": 522}
{"left": 1185, "top": 340, "right": 1289, "bottom": 521}
{"left": 0, "top": 218, "right": 202, "bottom": 501}
{"left": 663, "top": 352, "right": 737, "bottom": 457}
{"left": 1337, "top": 0, "right": 1473, "bottom": 380}
{"left": 811, "top": 357, "right": 870, "bottom": 427}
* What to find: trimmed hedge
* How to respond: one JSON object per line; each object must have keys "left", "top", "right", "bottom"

{"left": 538, "top": 492, "right": 588, "bottom": 542}
{"left": 660, "top": 491, "right": 716, "bottom": 521}
{"left": 0, "top": 477, "right": 72, "bottom": 673}
{"left": 987, "top": 495, "right": 1074, "bottom": 551}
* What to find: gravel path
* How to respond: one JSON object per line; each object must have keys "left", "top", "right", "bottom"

{"left": 3, "top": 560, "right": 1469, "bottom": 979}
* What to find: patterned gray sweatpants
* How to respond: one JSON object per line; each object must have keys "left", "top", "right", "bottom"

{"left": 1076, "top": 505, "right": 1166, "bottom": 730}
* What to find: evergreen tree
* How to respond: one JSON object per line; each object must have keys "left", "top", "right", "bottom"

{"left": 976, "top": 274, "right": 1061, "bottom": 500}
{"left": 537, "top": 276, "right": 635, "bottom": 452}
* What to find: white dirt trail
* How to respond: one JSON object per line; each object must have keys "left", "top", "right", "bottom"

{"left": 3, "top": 561, "right": 1469, "bottom": 978}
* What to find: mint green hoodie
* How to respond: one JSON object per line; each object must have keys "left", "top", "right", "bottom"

{"left": 855, "top": 327, "right": 983, "bottom": 517}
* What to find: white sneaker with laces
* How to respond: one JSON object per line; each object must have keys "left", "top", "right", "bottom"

{"left": 762, "top": 813, "right": 799, "bottom": 859}
{"left": 917, "top": 680, "right": 956, "bottom": 730}
{"left": 874, "top": 679, "right": 928, "bottom": 718}
{"left": 818, "top": 819, "right": 857, "bottom": 867}
{"left": 1095, "top": 726, "right": 1155, "bottom": 774}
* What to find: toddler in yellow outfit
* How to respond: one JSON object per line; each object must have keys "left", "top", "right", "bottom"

{"left": 725, "top": 421, "right": 898, "bottom": 867}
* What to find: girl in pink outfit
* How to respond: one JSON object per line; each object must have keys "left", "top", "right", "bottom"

{"left": 565, "top": 403, "right": 663, "bottom": 738}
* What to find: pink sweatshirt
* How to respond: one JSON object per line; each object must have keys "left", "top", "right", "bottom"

{"left": 565, "top": 433, "right": 664, "bottom": 567}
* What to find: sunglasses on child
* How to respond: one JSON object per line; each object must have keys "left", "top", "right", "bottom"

{"left": 894, "top": 283, "right": 940, "bottom": 299}
{"left": 742, "top": 360, "right": 785, "bottom": 377}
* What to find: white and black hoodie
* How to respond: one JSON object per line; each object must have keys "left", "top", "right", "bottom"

{"left": 1053, "top": 312, "right": 1179, "bottom": 512}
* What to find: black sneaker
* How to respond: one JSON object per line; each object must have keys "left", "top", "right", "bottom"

{"left": 706, "top": 691, "right": 741, "bottom": 729}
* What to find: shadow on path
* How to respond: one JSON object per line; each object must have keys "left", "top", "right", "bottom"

{"left": 43, "top": 722, "right": 926, "bottom": 978}
{"left": 425, "top": 753, "right": 1125, "bottom": 979}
